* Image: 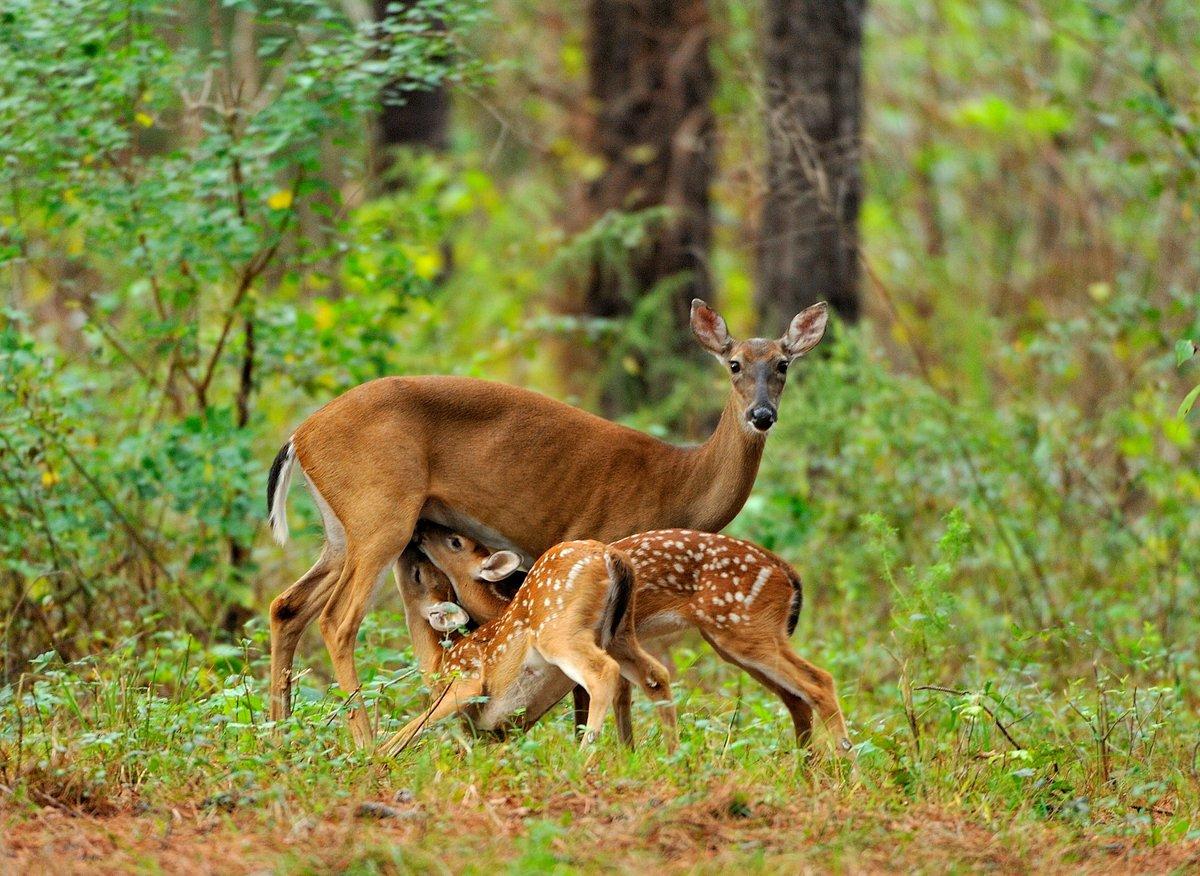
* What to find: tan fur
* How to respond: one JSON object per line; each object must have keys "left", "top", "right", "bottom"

{"left": 267, "top": 299, "right": 827, "bottom": 745}
{"left": 382, "top": 542, "right": 676, "bottom": 756}
{"left": 420, "top": 525, "right": 851, "bottom": 756}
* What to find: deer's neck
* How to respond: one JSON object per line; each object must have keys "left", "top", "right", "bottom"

{"left": 669, "top": 393, "right": 766, "bottom": 532}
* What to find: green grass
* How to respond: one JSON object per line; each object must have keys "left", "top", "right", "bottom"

{"left": 4, "top": 605, "right": 1199, "bottom": 873}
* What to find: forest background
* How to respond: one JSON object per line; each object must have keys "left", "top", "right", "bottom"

{"left": 2, "top": 0, "right": 1200, "bottom": 871}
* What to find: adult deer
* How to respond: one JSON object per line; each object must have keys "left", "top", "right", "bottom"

{"left": 266, "top": 298, "right": 828, "bottom": 745}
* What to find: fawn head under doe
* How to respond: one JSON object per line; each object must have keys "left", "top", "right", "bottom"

{"left": 690, "top": 298, "right": 829, "bottom": 433}
{"left": 415, "top": 522, "right": 523, "bottom": 622}
{"left": 394, "top": 547, "right": 470, "bottom": 633}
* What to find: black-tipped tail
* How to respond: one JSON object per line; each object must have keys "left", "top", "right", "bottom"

{"left": 785, "top": 564, "right": 804, "bottom": 636}
{"left": 602, "top": 548, "right": 637, "bottom": 646}
{"left": 266, "top": 441, "right": 297, "bottom": 545}
{"left": 266, "top": 442, "right": 291, "bottom": 516}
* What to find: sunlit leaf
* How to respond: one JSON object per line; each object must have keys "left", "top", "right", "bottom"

{"left": 1179, "top": 384, "right": 1200, "bottom": 420}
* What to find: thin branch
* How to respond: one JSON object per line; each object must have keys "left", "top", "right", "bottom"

{"left": 915, "top": 685, "right": 1026, "bottom": 751}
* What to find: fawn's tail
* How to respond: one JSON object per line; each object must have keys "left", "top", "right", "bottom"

{"left": 600, "top": 548, "right": 637, "bottom": 648}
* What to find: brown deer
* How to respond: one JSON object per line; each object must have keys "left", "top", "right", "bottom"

{"left": 266, "top": 298, "right": 828, "bottom": 745}
{"left": 417, "top": 525, "right": 853, "bottom": 756}
{"left": 382, "top": 542, "right": 677, "bottom": 755}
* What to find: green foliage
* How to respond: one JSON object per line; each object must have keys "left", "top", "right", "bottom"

{"left": 0, "top": 0, "right": 485, "bottom": 662}
{"left": 2, "top": 0, "right": 1200, "bottom": 863}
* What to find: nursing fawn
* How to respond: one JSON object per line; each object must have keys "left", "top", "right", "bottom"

{"left": 417, "top": 525, "right": 852, "bottom": 756}
{"left": 382, "top": 541, "right": 676, "bottom": 756}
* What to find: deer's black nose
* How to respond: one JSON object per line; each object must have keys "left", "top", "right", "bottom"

{"left": 747, "top": 405, "right": 777, "bottom": 432}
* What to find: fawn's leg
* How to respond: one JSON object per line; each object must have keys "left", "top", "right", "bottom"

{"left": 611, "top": 633, "right": 678, "bottom": 753}
{"left": 380, "top": 677, "right": 484, "bottom": 757}
{"left": 776, "top": 647, "right": 852, "bottom": 755}
{"left": 539, "top": 633, "right": 622, "bottom": 746}
{"left": 613, "top": 680, "right": 634, "bottom": 748}
{"left": 704, "top": 631, "right": 850, "bottom": 756}
{"left": 610, "top": 637, "right": 675, "bottom": 750}
{"left": 703, "top": 633, "right": 814, "bottom": 747}
{"left": 572, "top": 687, "right": 591, "bottom": 739}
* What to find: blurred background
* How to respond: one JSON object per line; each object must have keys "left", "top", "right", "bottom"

{"left": 1, "top": 0, "right": 1199, "bottom": 775}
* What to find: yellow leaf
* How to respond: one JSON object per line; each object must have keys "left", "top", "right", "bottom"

{"left": 135, "top": 112, "right": 154, "bottom": 128}
{"left": 1162, "top": 417, "right": 1192, "bottom": 448}
{"left": 578, "top": 156, "right": 606, "bottom": 182}
{"left": 41, "top": 469, "right": 60, "bottom": 487}
{"left": 627, "top": 144, "right": 658, "bottom": 165}
{"left": 313, "top": 300, "right": 335, "bottom": 331}
{"left": 1087, "top": 282, "right": 1110, "bottom": 302}
{"left": 267, "top": 190, "right": 294, "bottom": 210}
{"left": 412, "top": 249, "right": 444, "bottom": 281}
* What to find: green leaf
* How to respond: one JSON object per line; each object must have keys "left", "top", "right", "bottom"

{"left": 1179, "top": 383, "right": 1200, "bottom": 419}
{"left": 1176, "top": 339, "right": 1197, "bottom": 367}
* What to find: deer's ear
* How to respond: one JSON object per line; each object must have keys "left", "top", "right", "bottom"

{"left": 690, "top": 299, "right": 733, "bottom": 356}
{"left": 480, "top": 551, "right": 521, "bottom": 582}
{"left": 781, "top": 302, "right": 829, "bottom": 359}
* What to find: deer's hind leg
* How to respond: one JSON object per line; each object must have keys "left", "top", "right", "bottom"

{"left": 611, "top": 642, "right": 677, "bottom": 753}
{"left": 611, "top": 637, "right": 675, "bottom": 750}
{"left": 269, "top": 545, "right": 342, "bottom": 721}
{"left": 704, "top": 635, "right": 813, "bottom": 746}
{"left": 703, "top": 631, "right": 850, "bottom": 756}
{"left": 538, "top": 632, "right": 622, "bottom": 746}
{"left": 612, "top": 680, "right": 634, "bottom": 747}
{"left": 319, "top": 497, "right": 423, "bottom": 747}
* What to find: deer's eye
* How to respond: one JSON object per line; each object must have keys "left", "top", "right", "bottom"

{"left": 449, "top": 536, "right": 463, "bottom": 551}
{"left": 776, "top": 360, "right": 789, "bottom": 374}
{"left": 413, "top": 567, "right": 422, "bottom": 585}
{"left": 729, "top": 361, "right": 742, "bottom": 374}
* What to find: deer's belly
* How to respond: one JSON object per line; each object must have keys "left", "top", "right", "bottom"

{"left": 474, "top": 651, "right": 573, "bottom": 730}
{"left": 636, "top": 610, "right": 691, "bottom": 640}
{"left": 419, "top": 498, "right": 538, "bottom": 566}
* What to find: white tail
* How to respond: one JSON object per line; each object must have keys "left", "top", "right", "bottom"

{"left": 266, "top": 440, "right": 296, "bottom": 546}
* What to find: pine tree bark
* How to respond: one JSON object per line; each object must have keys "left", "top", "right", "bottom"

{"left": 757, "top": 0, "right": 866, "bottom": 327}
{"left": 580, "top": 0, "right": 715, "bottom": 410}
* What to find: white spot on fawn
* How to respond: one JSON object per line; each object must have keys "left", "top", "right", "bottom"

{"left": 745, "top": 566, "right": 771, "bottom": 606}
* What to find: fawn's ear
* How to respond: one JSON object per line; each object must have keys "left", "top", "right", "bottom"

{"left": 690, "top": 299, "right": 733, "bottom": 357}
{"left": 479, "top": 551, "right": 521, "bottom": 582}
{"left": 781, "top": 302, "right": 829, "bottom": 359}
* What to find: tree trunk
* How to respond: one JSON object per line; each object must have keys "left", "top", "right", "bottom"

{"left": 580, "top": 0, "right": 715, "bottom": 411}
{"left": 757, "top": 0, "right": 866, "bottom": 328}
{"left": 373, "top": 0, "right": 450, "bottom": 188}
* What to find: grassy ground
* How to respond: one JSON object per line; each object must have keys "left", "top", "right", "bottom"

{"left": 4, "top": 609, "right": 1200, "bottom": 874}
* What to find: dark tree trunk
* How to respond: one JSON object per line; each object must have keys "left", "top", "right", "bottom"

{"left": 757, "top": 0, "right": 866, "bottom": 328}
{"left": 373, "top": 0, "right": 450, "bottom": 189}
{"left": 580, "top": 0, "right": 715, "bottom": 410}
